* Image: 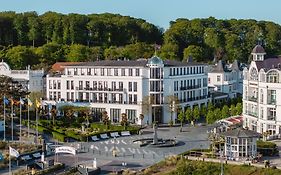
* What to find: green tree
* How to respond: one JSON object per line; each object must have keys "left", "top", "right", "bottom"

{"left": 236, "top": 103, "right": 243, "bottom": 115}
{"left": 185, "top": 108, "right": 193, "bottom": 125}
{"left": 121, "top": 113, "right": 128, "bottom": 130}
{"left": 193, "top": 106, "right": 200, "bottom": 125}
{"left": 221, "top": 105, "right": 230, "bottom": 119}
{"left": 183, "top": 45, "right": 204, "bottom": 62}
{"left": 213, "top": 108, "right": 222, "bottom": 121}
{"left": 177, "top": 110, "right": 185, "bottom": 132}
{"left": 200, "top": 105, "right": 207, "bottom": 118}
{"left": 230, "top": 104, "right": 237, "bottom": 116}
{"left": 206, "top": 110, "right": 215, "bottom": 124}
{"left": 27, "top": 16, "right": 40, "bottom": 47}
{"left": 102, "top": 111, "right": 110, "bottom": 130}
{"left": 65, "top": 44, "right": 89, "bottom": 62}
{"left": 6, "top": 46, "right": 38, "bottom": 69}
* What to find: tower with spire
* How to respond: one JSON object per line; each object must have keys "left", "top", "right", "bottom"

{"left": 251, "top": 45, "right": 266, "bottom": 61}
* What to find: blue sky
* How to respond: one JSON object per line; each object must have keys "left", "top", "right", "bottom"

{"left": 1, "top": 0, "right": 280, "bottom": 29}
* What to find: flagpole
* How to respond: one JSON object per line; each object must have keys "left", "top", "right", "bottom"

{"left": 3, "top": 96, "right": 6, "bottom": 141}
{"left": 36, "top": 105, "right": 38, "bottom": 144}
{"left": 11, "top": 100, "right": 13, "bottom": 141}
{"left": 20, "top": 98, "right": 22, "bottom": 143}
{"left": 9, "top": 147, "right": 11, "bottom": 175}
{"left": 27, "top": 101, "right": 30, "bottom": 138}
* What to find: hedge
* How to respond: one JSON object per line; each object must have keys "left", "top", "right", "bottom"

{"left": 52, "top": 132, "right": 65, "bottom": 142}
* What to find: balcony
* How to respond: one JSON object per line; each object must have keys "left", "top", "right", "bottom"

{"left": 268, "top": 99, "right": 276, "bottom": 105}
{"left": 245, "top": 111, "right": 258, "bottom": 117}
{"left": 180, "top": 85, "right": 200, "bottom": 91}
{"left": 248, "top": 96, "right": 258, "bottom": 102}
{"left": 179, "top": 95, "right": 208, "bottom": 103}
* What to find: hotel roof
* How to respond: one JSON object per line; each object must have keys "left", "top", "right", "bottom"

{"left": 61, "top": 59, "right": 205, "bottom": 68}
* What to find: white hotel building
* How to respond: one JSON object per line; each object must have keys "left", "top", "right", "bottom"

{"left": 243, "top": 45, "right": 281, "bottom": 136}
{"left": 0, "top": 61, "right": 44, "bottom": 93}
{"left": 208, "top": 60, "right": 244, "bottom": 99}
{"left": 45, "top": 56, "right": 209, "bottom": 125}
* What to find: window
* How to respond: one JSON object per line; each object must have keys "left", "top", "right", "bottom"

{"left": 87, "top": 68, "right": 91, "bottom": 75}
{"left": 114, "top": 68, "right": 118, "bottom": 76}
{"left": 66, "top": 81, "right": 70, "bottom": 90}
{"left": 74, "top": 68, "right": 78, "bottom": 75}
{"left": 107, "top": 68, "right": 111, "bottom": 76}
{"left": 129, "top": 68, "right": 133, "bottom": 76}
{"left": 101, "top": 68, "right": 104, "bottom": 76}
{"left": 269, "top": 90, "right": 276, "bottom": 104}
{"left": 133, "top": 82, "right": 137, "bottom": 92}
{"left": 49, "top": 92, "right": 52, "bottom": 100}
{"left": 134, "top": 94, "right": 137, "bottom": 103}
{"left": 268, "top": 108, "right": 276, "bottom": 120}
{"left": 126, "top": 109, "right": 136, "bottom": 122}
{"left": 129, "top": 82, "right": 132, "bottom": 92}
{"left": 71, "top": 92, "right": 74, "bottom": 101}
{"left": 217, "top": 75, "right": 221, "bottom": 82}
{"left": 66, "top": 92, "right": 70, "bottom": 101}
{"left": 121, "top": 68, "right": 125, "bottom": 76}
{"left": 110, "top": 108, "right": 121, "bottom": 123}
{"left": 129, "top": 94, "right": 132, "bottom": 104}
{"left": 136, "top": 68, "right": 140, "bottom": 76}
{"left": 57, "top": 80, "right": 61, "bottom": 89}
{"left": 119, "top": 82, "right": 123, "bottom": 90}
{"left": 112, "top": 82, "right": 116, "bottom": 91}
{"left": 267, "top": 71, "right": 279, "bottom": 83}
{"left": 79, "top": 81, "right": 83, "bottom": 90}
{"left": 71, "top": 81, "right": 74, "bottom": 90}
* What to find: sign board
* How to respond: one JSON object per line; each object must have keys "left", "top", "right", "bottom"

{"left": 55, "top": 146, "right": 76, "bottom": 155}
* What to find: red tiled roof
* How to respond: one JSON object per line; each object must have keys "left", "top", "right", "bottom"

{"left": 51, "top": 62, "right": 82, "bottom": 72}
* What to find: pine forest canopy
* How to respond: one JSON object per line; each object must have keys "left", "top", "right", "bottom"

{"left": 0, "top": 12, "right": 281, "bottom": 69}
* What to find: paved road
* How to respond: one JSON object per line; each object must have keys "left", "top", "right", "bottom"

{"left": 1, "top": 125, "right": 212, "bottom": 174}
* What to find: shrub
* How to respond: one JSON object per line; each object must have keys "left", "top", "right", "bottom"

{"left": 52, "top": 132, "right": 65, "bottom": 142}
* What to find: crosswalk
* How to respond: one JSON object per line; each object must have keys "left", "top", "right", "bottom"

{"left": 90, "top": 144, "right": 159, "bottom": 156}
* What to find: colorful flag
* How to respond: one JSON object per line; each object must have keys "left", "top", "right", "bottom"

{"left": 35, "top": 99, "right": 41, "bottom": 108}
{"left": 19, "top": 98, "right": 25, "bottom": 105}
{"left": 27, "top": 98, "right": 33, "bottom": 107}
{"left": 10, "top": 98, "right": 14, "bottom": 106}
{"left": 3, "top": 97, "right": 9, "bottom": 105}
{"left": 9, "top": 146, "right": 20, "bottom": 158}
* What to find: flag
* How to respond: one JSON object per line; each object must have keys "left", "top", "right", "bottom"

{"left": 27, "top": 98, "right": 33, "bottom": 107}
{"left": 0, "top": 153, "right": 3, "bottom": 161}
{"left": 19, "top": 98, "right": 24, "bottom": 105}
{"left": 3, "top": 97, "right": 9, "bottom": 105}
{"left": 10, "top": 98, "right": 14, "bottom": 106}
{"left": 9, "top": 146, "right": 20, "bottom": 158}
{"left": 35, "top": 99, "right": 41, "bottom": 108}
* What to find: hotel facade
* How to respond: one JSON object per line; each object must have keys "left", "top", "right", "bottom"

{"left": 45, "top": 56, "right": 209, "bottom": 125}
{"left": 243, "top": 45, "right": 281, "bottom": 136}
{"left": 0, "top": 61, "right": 44, "bottom": 93}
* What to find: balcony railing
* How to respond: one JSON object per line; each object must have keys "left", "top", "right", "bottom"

{"left": 268, "top": 100, "right": 276, "bottom": 105}
{"left": 179, "top": 95, "right": 208, "bottom": 103}
{"left": 180, "top": 85, "right": 200, "bottom": 90}
{"left": 245, "top": 111, "right": 258, "bottom": 117}
{"left": 248, "top": 96, "right": 258, "bottom": 102}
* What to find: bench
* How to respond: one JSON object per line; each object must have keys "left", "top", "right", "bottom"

{"left": 100, "top": 133, "right": 109, "bottom": 139}
{"left": 121, "top": 131, "right": 131, "bottom": 136}
{"left": 110, "top": 132, "right": 120, "bottom": 138}
{"left": 91, "top": 136, "right": 100, "bottom": 142}
{"left": 32, "top": 152, "right": 41, "bottom": 159}
{"left": 21, "top": 155, "right": 32, "bottom": 161}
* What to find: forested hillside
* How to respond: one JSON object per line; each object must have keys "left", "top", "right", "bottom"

{"left": 0, "top": 12, "right": 281, "bottom": 70}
